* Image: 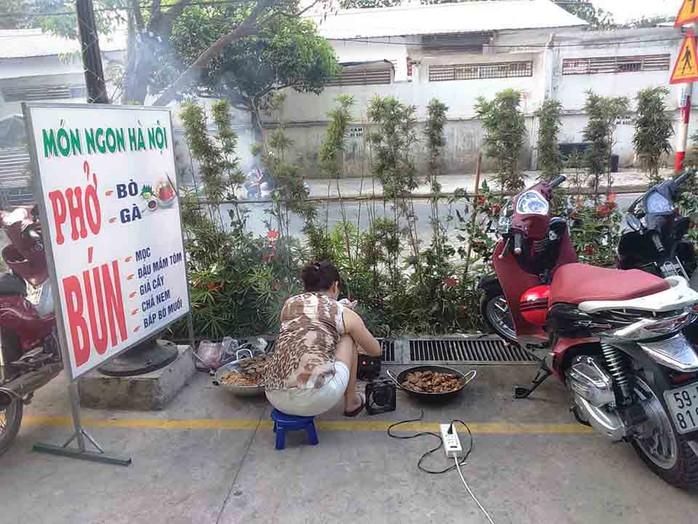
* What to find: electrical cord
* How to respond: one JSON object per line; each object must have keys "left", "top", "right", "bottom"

{"left": 388, "top": 411, "right": 495, "bottom": 523}
{"left": 454, "top": 457, "right": 495, "bottom": 524}
{"left": 387, "top": 410, "right": 472, "bottom": 474}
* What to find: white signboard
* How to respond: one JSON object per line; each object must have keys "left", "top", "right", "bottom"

{"left": 24, "top": 104, "right": 190, "bottom": 379}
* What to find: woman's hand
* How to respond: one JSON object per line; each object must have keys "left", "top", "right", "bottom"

{"left": 339, "top": 298, "right": 358, "bottom": 310}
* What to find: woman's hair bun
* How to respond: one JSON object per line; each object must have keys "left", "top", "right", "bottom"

{"left": 301, "top": 261, "right": 340, "bottom": 292}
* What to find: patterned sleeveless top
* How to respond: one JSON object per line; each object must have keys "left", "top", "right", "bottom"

{"left": 263, "top": 293, "right": 345, "bottom": 391}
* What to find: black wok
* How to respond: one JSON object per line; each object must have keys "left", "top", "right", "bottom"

{"left": 387, "top": 365, "right": 476, "bottom": 403}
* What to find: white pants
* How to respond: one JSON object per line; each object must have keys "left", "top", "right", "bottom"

{"left": 265, "top": 361, "right": 350, "bottom": 416}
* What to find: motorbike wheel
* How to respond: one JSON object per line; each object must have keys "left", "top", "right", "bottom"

{"left": 630, "top": 368, "right": 698, "bottom": 488}
{"left": 0, "top": 396, "right": 23, "bottom": 456}
{"left": 480, "top": 291, "right": 517, "bottom": 344}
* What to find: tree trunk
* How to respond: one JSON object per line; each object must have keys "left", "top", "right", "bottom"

{"left": 122, "top": 6, "right": 148, "bottom": 104}
{"left": 150, "top": 0, "right": 274, "bottom": 107}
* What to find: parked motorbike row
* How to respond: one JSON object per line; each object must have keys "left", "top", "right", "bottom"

{"left": 1, "top": 173, "right": 698, "bottom": 488}
{"left": 480, "top": 171, "right": 698, "bottom": 487}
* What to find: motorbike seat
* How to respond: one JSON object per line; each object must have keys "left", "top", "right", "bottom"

{"left": 0, "top": 273, "right": 26, "bottom": 296}
{"left": 550, "top": 263, "right": 669, "bottom": 305}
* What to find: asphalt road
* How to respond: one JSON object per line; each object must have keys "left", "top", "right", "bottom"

{"left": 222, "top": 193, "right": 640, "bottom": 243}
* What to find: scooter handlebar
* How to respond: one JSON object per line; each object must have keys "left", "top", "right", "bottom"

{"left": 674, "top": 169, "right": 694, "bottom": 188}
{"left": 549, "top": 175, "right": 566, "bottom": 189}
{"left": 513, "top": 232, "right": 523, "bottom": 255}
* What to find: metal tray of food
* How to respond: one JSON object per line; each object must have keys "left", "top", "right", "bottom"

{"left": 213, "top": 348, "right": 267, "bottom": 396}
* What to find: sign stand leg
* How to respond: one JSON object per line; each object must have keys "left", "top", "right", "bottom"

{"left": 32, "top": 382, "right": 132, "bottom": 466}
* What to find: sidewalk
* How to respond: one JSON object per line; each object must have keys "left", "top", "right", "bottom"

{"left": 2, "top": 366, "right": 697, "bottom": 523}
{"left": 305, "top": 168, "right": 665, "bottom": 200}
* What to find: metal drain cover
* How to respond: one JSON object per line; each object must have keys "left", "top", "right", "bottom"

{"left": 408, "top": 337, "right": 536, "bottom": 364}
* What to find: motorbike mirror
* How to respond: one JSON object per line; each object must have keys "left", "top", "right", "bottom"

{"left": 626, "top": 214, "right": 642, "bottom": 232}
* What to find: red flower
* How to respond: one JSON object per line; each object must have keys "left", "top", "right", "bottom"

{"left": 583, "top": 245, "right": 596, "bottom": 256}
{"left": 476, "top": 196, "right": 486, "bottom": 206}
{"left": 492, "top": 204, "right": 501, "bottom": 214}
{"left": 267, "top": 230, "right": 279, "bottom": 241}
{"left": 596, "top": 205, "right": 611, "bottom": 217}
{"left": 443, "top": 277, "right": 459, "bottom": 288}
{"left": 607, "top": 193, "right": 617, "bottom": 203}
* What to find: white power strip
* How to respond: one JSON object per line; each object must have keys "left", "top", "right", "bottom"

{"left": 440, "top": 423, "right": 464, "bottom": 457}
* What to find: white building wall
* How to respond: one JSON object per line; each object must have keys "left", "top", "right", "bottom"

{"left": 278, "top": 26, "right": 686, "bottom": 176}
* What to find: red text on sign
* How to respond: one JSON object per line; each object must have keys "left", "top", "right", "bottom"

{"left": 49, "top": 161, "right": 101, "bottom": 245}
{"left": 62, "top": 259, "right": 128, "bottom": 367}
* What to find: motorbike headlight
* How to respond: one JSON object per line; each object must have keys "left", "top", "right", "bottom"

{"left": 516, "top": 191, "right": 549, "bottom": 215}
{"left": 645, "top": 191, "right": 674, "bottom": 215}
{"left": 609, "top": 309, "right": 694, "bottom": 341}
{"left": 638, "top": 334, "right": 698, "bottom": 372}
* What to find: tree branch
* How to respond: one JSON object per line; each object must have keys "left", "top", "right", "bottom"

{"left": 149, "top": 0, "right": 162, "bottom": 23}
{"left": 151, "top": 0, "right": 190, "bottom": 34}
{"left": 150, "top": 0, "right": 277, "bottom": 107}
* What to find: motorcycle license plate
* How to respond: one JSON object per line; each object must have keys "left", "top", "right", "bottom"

{"left": 664, "top": 382, "right": 698, "bottom": 434}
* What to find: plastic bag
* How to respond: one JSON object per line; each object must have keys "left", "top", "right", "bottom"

{"left": 195, "top": 338, "right": 242, "bottom": 371}
{"left": 195, "top": 340, "right": 223, "bottom": 371}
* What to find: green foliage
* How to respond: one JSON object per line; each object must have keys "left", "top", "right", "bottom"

{"left": 582, "top": 91, "right": 629, "bottom": 192}
{"left": 425, "top": 98, "right": 449, "bottom": 255}
{"left": 425, "top": 98, "right": 448, "bottom": 192}
{"left": 258, "top": 94, "right": 316, "bottom": 239}
{"left": 475, "top": 89, "right": 526, "bottom": 191}
{"left": 367, "top": 96, "right": 422, "bottom": 269}
{"left": 618, "top": 15, "right": 674, "bottom": 29}
{"left": 13, "top": 0, "right": 125, "bottom": 38}
{"left": 179, "top": 100, "right": 242, "bottom": 205}
{"left": 567, "top": 194, "right": 622, "bottom": 267}
{"left": 557, "top": 0, "right": 615, "bottom": 29}
{"left": 306, "top": 95, "right": 356, "bottom": 265}
{"left": 367, "top": 96, "right": 421, "bottom": 200}
{"left": 535, "top": 98, "right": 563, "bottom": 181}
{"left": 171, "top": 7, "right": 339, "bottom": 118}
{"left": 0, "top": 0, "right": 30, "bottom": 29}
{"left": 634, "top": 87, "right": 673, "bottom": 182}
{"left": 318, "top": 95, "right": 355, "bottom": 179}
{"left": 179, "top": 100, "right": 307, "bottom": 338}
{"left": 340, "top": 0, "right": 401, "bottom": 7}
{"left": 677, "top": 177, "right": 698, "bottom": 244}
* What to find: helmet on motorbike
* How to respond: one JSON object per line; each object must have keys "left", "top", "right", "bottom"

{"left": 519, "top": 285, "right": 551, "bottom": 326}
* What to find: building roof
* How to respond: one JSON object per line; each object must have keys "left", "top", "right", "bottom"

{"left": 312, "top": 0, "right": 587, "bottom": 40}
{"left": 0, "top": 28, "right": 126, "bottom": 59}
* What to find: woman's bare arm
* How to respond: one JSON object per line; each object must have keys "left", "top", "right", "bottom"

{"left": 343, "top": 308, "right": 381, "bottom": 357}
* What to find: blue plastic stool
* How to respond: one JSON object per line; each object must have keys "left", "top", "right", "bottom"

{"left": 271, "top": 408, "right": 319, "bottom": 450}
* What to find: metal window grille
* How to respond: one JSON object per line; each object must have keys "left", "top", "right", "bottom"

{"left": 326, "top": 67, "right": 392, "bottom": 87}
{"left": 562, "top": 54, "right": 670, "bottom": 75}
{"left": 0, "top": 148, "right": 34, "bottom": 207}
{"left": 429, "top": 61, "right": 533, "bottom": 82}
{"left": 0, "top": 85, "right": 76, "bottom": 102}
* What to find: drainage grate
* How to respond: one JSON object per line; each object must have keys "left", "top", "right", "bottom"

{"left": 408, "top": 337, "right": 536, "bottom": 364}
{"left": 380, "top": 339, "right": 396, "bottom": 363}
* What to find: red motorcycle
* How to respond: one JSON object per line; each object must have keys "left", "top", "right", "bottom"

{"left": 0, "top": 206, "right": 61, "bottom": 455}
{"left": 491, "top": 176, "right": 698, "bottom": 487}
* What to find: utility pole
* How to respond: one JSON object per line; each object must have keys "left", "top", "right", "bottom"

{"left": 76, "top": 0, "right": 109, "bottom": 104}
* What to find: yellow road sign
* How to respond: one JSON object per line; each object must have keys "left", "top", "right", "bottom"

{"left": 671, "top": 32, "right": 698, "bottom": 84}
{"left": 676, "top": 0, "right": 698, "bottom": 27}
